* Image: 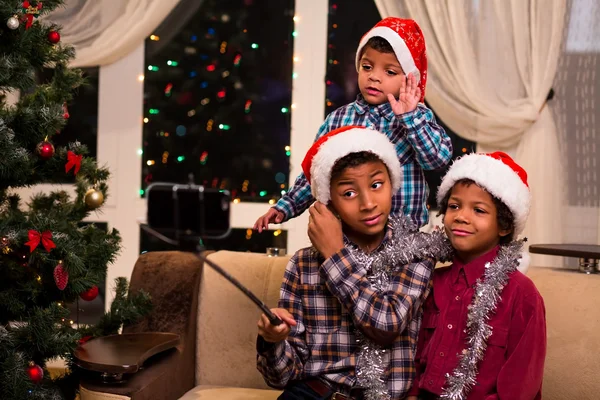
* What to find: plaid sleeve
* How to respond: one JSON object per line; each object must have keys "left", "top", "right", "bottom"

{"left": 320, "top": 248, "right": 434, "bottom": 339}
{"left": 273, "top": 173, "right": 314, "bottom": 222}
{"left": 256, "top": 254, "right": 308, "bottom": 388}
{"left": 397, "top": 104, "right": 453, "bottom": 170}
{"left": 273, "top": 115, "right": 334, "bottom": 220}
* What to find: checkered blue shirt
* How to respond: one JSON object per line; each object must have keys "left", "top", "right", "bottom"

{"left": 274, "top": 95, "right": 452, "bottom": 227}
{"left": 256, "top": 224, "right": 434, "bottom": 399}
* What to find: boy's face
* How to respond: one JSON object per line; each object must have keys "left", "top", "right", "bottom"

{"left": 329, "top": 160, "right": 392, "bottom": 250}
{"left": 443, "top": 182, "right": 512, "bottom": 264}
{"left": 358, "top": 47, "right": 406, "bottom": 106}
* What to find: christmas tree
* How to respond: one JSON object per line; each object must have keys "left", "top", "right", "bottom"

{"left": 0, "top": 1, "right": 150, "bottom": 399}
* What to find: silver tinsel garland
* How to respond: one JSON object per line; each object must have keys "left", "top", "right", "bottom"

{"left": 349, "top": 215, "right": 454, "bottom": 292}
{"left": 345, "top": 215, "right": 454, "bottom": 399}
{"left": 440, "top": 239, "right": 525, "bottom": 400}
{"left": 355, "top": 330, "right": 390, "bottom": 400}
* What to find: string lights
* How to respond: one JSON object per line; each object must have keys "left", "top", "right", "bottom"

{"left": 140, "top": 0, "right": 295, "bottom": 245}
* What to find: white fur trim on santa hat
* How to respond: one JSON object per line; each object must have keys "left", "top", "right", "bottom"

{"left": 436, "top": 154, "right": 530, "bottom": 236}
{"left": 310, "top": 128, "right": 402, "bottom": 204}
{"left": 355, "top": 26, "right": 420, "bottom": 83}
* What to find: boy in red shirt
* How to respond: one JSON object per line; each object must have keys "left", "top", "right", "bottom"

{"left": 408, "top": 152, "right": 546, "bottom": 400}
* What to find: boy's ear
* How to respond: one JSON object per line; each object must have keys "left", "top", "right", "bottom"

{"left": 499, "top": 227, "right": 513, "bottom": 238}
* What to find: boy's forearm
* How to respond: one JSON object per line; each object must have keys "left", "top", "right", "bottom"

{"left": 398, "top": 105, "right": 453, "bottom": 170}
{"left": 273, "top": 173, "right": 314, "bottom": 221}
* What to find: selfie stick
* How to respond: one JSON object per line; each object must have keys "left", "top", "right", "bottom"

{"left": 194, "top": 250, "right": 283, "bottom": 326}
{"left": 139, "top": 224, "right": 283, "bottom": 326}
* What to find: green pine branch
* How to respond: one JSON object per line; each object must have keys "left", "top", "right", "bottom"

{"left": 0, "top": 0, "right": 152, "bottom": 398}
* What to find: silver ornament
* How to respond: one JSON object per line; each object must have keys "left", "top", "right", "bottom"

{"left": 7, "top": 16, "right": 19, "bottom": 30}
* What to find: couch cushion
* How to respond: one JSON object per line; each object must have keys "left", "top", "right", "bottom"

{"left": 527, "top": 267, "right": 600, "bottom": 400}
{"left": 196, "top": 251, "right": 290, "bottom": 389}
{"left": 180, "top": 386, "right": 281, "bottom": 400}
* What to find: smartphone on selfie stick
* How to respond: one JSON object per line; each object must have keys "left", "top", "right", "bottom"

{"left": 142, "top": 182, "right": 282, "bottom": 326}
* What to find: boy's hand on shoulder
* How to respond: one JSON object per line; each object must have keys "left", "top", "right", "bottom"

{"left": 308, "top": 202, "right": 344, "bottom": 259}
{"left": 253, "top": 208, "right": 284, "bottom": 233}
{"left": 257, "top": 308, "right": 296, "bottom": 343}
{"left": 388, "top": 73, "right": 421, "bottom": 115}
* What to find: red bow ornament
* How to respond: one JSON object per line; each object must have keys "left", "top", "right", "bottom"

{"left": 65, "top": 151, "right": 82, "bottom": 175}
{"left": 25, "top": 230, "right": 56, "bottom": 253}
{"left": 22, "top": 1, "right": 43, "bottom": 30}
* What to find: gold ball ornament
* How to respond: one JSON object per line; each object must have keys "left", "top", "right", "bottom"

{"left": 84, "top": 188, "right": 104, "bottom": 209}
{"left": 7, "top": 15, "right": 19, "bottom": 30}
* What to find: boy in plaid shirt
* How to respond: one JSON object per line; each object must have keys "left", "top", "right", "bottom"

{"left": 254, "top": 18, "right": 452, "bottom": 231}
{"left": 257, "top": 126, "right": 435, "bottom": 400}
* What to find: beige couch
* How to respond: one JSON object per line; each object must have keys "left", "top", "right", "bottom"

{"left": 80, "top": 250, "right": 600, "bottom": 400}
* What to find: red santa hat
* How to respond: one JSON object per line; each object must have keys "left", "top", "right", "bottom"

{"left": 355, "top": 17, "right": 428, "bottom": 102}
{"left": 301, "top": 126, "right": 402, "bottom": 204}
{"left": 436, "top": 152, "right": 530, "bottom": 236}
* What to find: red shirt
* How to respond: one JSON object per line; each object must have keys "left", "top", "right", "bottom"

{"left": 409, "top": 246, "right": 546, "bottom": 400}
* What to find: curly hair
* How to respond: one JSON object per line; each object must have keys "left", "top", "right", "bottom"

{"left": 330, "top": 151, "right": 387, "bottom": 183}
{"left": 360, "top": 37, "right": 394, "bottom": 56}
{"left": 438, "top": 179, "right": 515, "bottom": 243}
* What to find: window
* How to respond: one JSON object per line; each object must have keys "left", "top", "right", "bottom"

{"left": 140, "top": 0, "right": 295, "bottom": 253}
{"left": 141, "top": 0, "right": 295, "bottom": 203}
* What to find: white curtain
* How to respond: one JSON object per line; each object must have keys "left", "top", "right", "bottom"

{"left": 45, "top": 0, "right": 181, "bottom": 67}
{"left": 375, "top": 0, "right": 568, "bottom": 266}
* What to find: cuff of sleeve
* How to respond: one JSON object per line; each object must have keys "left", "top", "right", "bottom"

{"left": 407, "top": 383, "right": 420, "bottom": 396}
{"left": 272, "top": 204, "right": 289, "bottom": 221}
{"left": 396, "top": 107, "right": 424, "bottom": 128}
{"left": 256, "top": 335, "right": 285, "bottom": 357}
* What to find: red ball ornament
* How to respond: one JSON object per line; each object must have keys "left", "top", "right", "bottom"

{"left": 36, "top": 140, "right": 55, "bottom": 160}
{"left": 80, "top": 285, "right": 99, "bottom": 301}
{"left": 48, "top": 31, "right": 60, "bottom": 44}
{"left": 78, "top": 335, "right": 92, "bottom": 346}
{"left": 27, "top": 362, "right": 43, "bottom": 384}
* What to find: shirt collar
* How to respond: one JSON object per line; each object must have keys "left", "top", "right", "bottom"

{"left": 450, "top": 246, "right": 500, "bottom": 287}
{"left": 352, "top": 94, "right": 395, "bottom": 121}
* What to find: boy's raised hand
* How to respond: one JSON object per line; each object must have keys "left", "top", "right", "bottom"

{"left": 308, "top": 202, "right": 344, "bottom": 259}
{"left": 253, "top": 208, "right": 284, "bottom": 233}
{"left": 387, "top": 73, "right": 421, "bottom": 115}
{"left": 257, "top": 308, "right": 296, "bottom": 343}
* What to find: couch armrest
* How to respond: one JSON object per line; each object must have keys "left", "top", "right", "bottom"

{"left": 81, "top": 251, "right": 208, "bottom": 400}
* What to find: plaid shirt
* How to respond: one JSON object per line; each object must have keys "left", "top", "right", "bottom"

{"left": 256, "top": 226, "right": 434, "bottom": 399}
{"left": 274, "top": 95, "right": 452, "bottom": 227}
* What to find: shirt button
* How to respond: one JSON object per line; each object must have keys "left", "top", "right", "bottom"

{"left": 455, "top": 295, "right": 461, "bottom": 301}
{"left": 440, "top": 352, "right": 445, "bottom": 357}
{"left": 447, "top": 324, "right": 453, "bottom": 329}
